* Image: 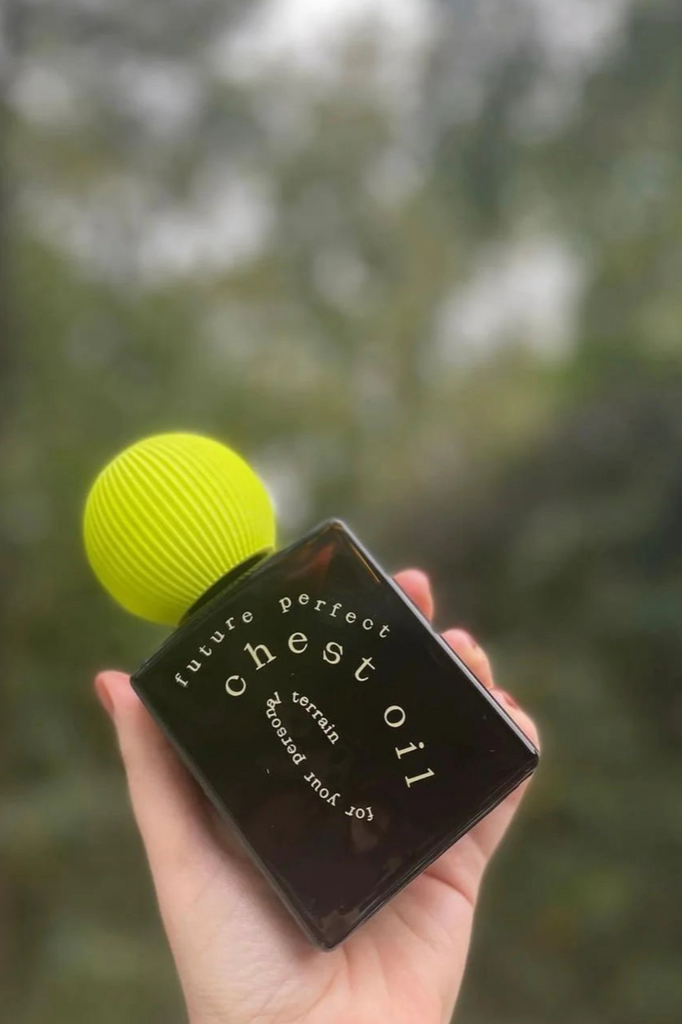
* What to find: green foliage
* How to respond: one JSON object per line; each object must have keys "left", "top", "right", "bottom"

{"left": 1, "top": 0, "right": 681, "bottom": 1021}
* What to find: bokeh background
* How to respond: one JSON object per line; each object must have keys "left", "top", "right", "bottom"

{"left": 2, "top": 0, "right": 681, "bottom": 1021}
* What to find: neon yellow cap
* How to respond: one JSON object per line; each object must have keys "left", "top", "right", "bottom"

{"left": 84, "top": 433, "right": 276, "bottom": 625}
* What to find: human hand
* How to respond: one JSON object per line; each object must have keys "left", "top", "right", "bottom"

{"left": 95, "top": 570, "right": 539, "bottom": 1024}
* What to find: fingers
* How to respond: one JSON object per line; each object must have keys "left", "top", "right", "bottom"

{"left": 94, "top": 671, "right": 217, "bottom": 883}
{"left": 394, "top": 568, "right": 434, "bottom": 621}
{"left": 395, "top": 575, "right": 537, "bottom": 752}
{"left": 441, "top": 628, "right": 539, "bottom": 752}
{"left": 490, "top": 688, "right": 540, "bottom": 754}
{"left": 393, "top": 577, "right": 536, "bottom": 847}
{"left": 440, "top": 630, "right": 539, "bottom": 863}
{"left": 442, "top": 629, "right": 493, "bottom": 689}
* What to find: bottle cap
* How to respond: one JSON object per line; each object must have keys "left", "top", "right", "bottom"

{"left": 84, "top": 433, "right": 276, "bottom": 625}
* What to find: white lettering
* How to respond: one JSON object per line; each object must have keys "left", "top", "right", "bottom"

{"left": 384, "top": 705, "right": 406, "bottom": 728}
{"left": 405, "top": 768, "right": 435, "bottom": 788}
{"left": 396, "top": 741, "right": 425, "bottom": 759}
{"left": 244, "top": 641, "right": 276, "bottom": 670}
{"left": 288, "top": 632, "right": 309, "bottom": 655}
{"left": 355, "top": 656, "right": 376, "bottom": 682}
{"left": 226, "top": 674, "right": 247, "bottom": 697}
{"left": 323, "top": 641, "right": 343, "bottom": 665}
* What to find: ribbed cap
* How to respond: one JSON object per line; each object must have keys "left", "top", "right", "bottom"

{"left": 84, "top": 433, "right": 276, "bottom": 625}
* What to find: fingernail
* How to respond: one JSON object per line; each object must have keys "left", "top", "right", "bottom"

{"left": 498, "top": 689, "right": 519, "bottom": 710}
{"left": 459, "top": 629, "right": 479, "bottom": 649}
{"left": 408, "top": 568, "right": 429, "bottom": 582}
{"left": 94, "top": 675, "right": 115, "bottom": 719}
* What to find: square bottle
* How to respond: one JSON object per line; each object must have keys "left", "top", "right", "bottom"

{"left": 132, "top": 520, "right": 538, "bottom": 949}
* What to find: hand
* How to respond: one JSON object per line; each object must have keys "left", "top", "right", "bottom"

{"left": 95, "top": 570, "right": 539, "bottom": 1024}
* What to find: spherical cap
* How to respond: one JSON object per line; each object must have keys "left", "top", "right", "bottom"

{"left": 84, "top": 433, "right": 276, "bottom": 625}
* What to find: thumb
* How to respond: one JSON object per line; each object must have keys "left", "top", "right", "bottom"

{"left": 94, "top": 671, "right": 218, "bottom": 886}
{"left": 94, "top": 671, "right": 313, "bottom": 995}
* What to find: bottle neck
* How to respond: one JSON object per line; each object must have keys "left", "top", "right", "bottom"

{"left": 182, "top": 550, "right": 271, "bottom": 622}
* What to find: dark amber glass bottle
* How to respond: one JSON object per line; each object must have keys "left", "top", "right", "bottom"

{"left": 131, "top": 520, "right": 538, "bottom": 950}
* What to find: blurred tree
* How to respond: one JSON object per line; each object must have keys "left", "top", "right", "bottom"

{"left": 395, "top": 375, "right": 682, "bottom": 1023}
{"left": 1, "top": 0, "right": 682, "bottom": 1022}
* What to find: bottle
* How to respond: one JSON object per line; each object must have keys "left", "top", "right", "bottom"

{"left": 84, "top": 433, "right": 538, "bottom": 950}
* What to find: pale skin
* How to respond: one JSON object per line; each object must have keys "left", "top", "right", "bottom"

{"left": 95, "top": 570, "right": 540, "bottom": 1024}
